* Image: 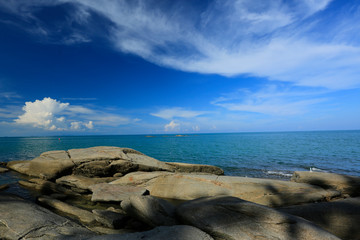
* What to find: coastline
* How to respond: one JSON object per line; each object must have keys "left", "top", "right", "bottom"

{"left": 1, "top": 146, "right": 359, "bottom": 239}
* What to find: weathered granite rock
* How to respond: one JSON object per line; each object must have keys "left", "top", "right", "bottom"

{"left": 278, "top": 197, "right": 360, "bottom": 240}
{"left": 0, "top": 166, "right": 8, "bottom": 173}
{"left": 143, "top": 174, "right": 340, "bottom": 207}
{"left": 90, "top": 183, "right": 148, "bottom": 202}
{"left": 177, "top": 196, "right": 340, "bottom": 240}
{"left": 56, "top": 175, "right": 116, "bottom": 192}
{"left": 7, "top": 150, "right": 74, "bottom": 180}
{"left": 92, "top": 209, "right": 129, "bottom": 229}
{"left": 73, "top": 160, "right": 113, "bottom": 177}
{"left": 0, "top": 184, "right": 9, "bottom": 191}
{"left": 291, "top": 171, "right": 360, "bottom": 196}
{"left": 110, "top": 171, "right": 174, "bottom": 186}
{"left": 165, "top": 162, "right": 224, "bottom": 175}
{"left": 38, "top": 196, "right": 97, "bottom": 225}
{"left": 68, "top": 146, "right": 130, "bottom": 164}
{"left": 110, "top": 160, "right": 138, "bottom": 175}
{"left": 121, "top": 195, "right": 178, "bottom": 227}
{"left": 88, "top": 225, "right": 214, "bottom": 240}
{"left": 0, "top": 193, "right": 94, "bottom": 239}
{"left": 19, "top": 178, "right": 81, "bottom": 196}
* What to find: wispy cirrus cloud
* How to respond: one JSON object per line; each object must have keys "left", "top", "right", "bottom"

{"left": 2, "top": 0, "right": 360, "bottom": 90}
{"left": 151, "top": 107, "right": 209, "bottom": 120}
{"left": 212, "top": 85, "right": 328, "bottom": 115}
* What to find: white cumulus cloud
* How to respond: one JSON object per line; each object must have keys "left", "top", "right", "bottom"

{"left": 164, "top": 120, "right": 180, "bottom": 132}
{"left": 15, "top": 97, "right": 69, "bottom": 130}
{"left": 14, "top": 97, "right": 127, "bottom": 131}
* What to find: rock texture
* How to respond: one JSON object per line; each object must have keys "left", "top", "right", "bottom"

{"left": 7, "top": 146, "right": 224, "bottom": 181}
{"left": 92, "top": 209, "right": 129, "bottom": 229}
{"left": 89, "top": 225, "right": 214, "bottom": 240}
{"left": 278, "top": 197, "right": 360, "bottom": 240}
{"left": 291, "top": 171, "right": 360, "bottom": 196}
{"left": 38, "top": 196, "right": 97, "bottom": 224}
{"left": 0, "top": 166, "right": 8, "bottom": 173}
{"left": 177, "top": 196, "right": 340, "bottom": 240}
{"left": 142, "top": 174, "right": 340, "bottom": 207}
{"left": 0, "top": 193, "right": 94, "bottom": 239}
{"left": 90, "top": 183, "right": 148, "bottom": 202}
{"left": 56, "top": 175, "right": 116, "bottom": 192}
{"left": 121, "top": 195, "right": 178, "bottom": 227}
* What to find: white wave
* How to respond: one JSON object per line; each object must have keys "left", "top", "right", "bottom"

{"left": 266, "top": 170, "right": 293, "bottom": 177}
{"left": 309, "top": 167, "right": 329, "bottom": 172}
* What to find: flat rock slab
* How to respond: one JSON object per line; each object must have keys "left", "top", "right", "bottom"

{"left": 56, "top": 175, "right": 116, "bottom": 191}
{"left": 278, "top": 197, "right": 360, "bottom": 240}
{"left": 110, "top": 171, "right": 174, "bottom": 186}
{"left": 144, "top": 174, "right": 340, "bottom": 207}
{"left": 89, "top": 225, "right": 214, "bottom": 240}
{"left": 177, "top": 196, "right": 340, "bottom": 240}
{"left": 90, "top": 183, "right": 148, "bottom": 202}
{"left": 0, "top": 167, "right": 8, "bottom": 173}
{"left": 0, "top": 193, "right": 94, "bottom": 239}
{"left": 121, "top": 195, "right": 178, "bottom": 227}
{"left": 291, "top": 171, "right": 360, "bottom": 196}
{"left": 38, "top": 196, "right": 97, "bottom": 225}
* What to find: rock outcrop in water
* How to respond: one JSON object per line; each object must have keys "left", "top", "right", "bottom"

{"left": 1, "top": 146, "right": 360, "bottom": 239}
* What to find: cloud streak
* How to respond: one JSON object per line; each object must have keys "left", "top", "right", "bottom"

{"left": 2, "top": 0, "right": 360, "bottom": 90}
{"left": 151, "top": 107, "right": 209, "bottom": 120}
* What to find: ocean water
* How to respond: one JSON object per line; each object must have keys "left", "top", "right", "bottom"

{"left": 1, "top": 131, "right": 360, "bottom": 188}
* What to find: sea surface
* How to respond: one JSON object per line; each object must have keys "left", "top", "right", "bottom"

{"left": 1, "top": 131, "right": 360, "bottom": 192}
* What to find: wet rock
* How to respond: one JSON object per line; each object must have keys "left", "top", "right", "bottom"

{"left": 0, "top": 184, "right": 9, "bottom": 191}
{"left": 291, "top": 171, "right": 360, "bottom": 197}
{"left": 38, "top": 196, "right": 97, "bottom": 225}
{"left": 0, "top": 193, "right": 94, "bottom": 239}
{"left": 278, "top": 197, "right": 360, "bottom": 240}
{"left": 177, "top": 196, "right": 340, "bottom": 240}
{"left": 19, "top": 178, "right": 80, "bottom": 196}
{"left": 88, "top": 225, "right": 214, "bottom": 240}
{"left": 121, "top": 195, "right": 178, "bottom": 227}
{"left": 144, "top": 174, "right": 340, "bottom": 207}
{"left": 92, "top": 209, "right": 129, "bottom": 229}
{"left": 90, "top": 183, "right": 148, "bottom": 202}
{"left": 0, "top": 167, "right": 8, "bottom": 173}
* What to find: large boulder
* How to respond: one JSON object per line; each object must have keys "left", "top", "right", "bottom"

{"left": 142, "top": 174, "right": 340, "bottom": 207}
{"left": 278, "top": 197, "right": 360, "bottom": 240}
{"left": 121, "top": 195, "right": 178, "bottom": 227}
{"left": 177, "top": 196, "right": 340, "bottom": 240}
{"left": 89, "top": 225, "right": 214, "bottom": 240}
{"left": 90, "top": 183, "right": 148, "bottom": 202}
{"left": 0, "top": 193, "right": 94, "bottom": 239}
{"left": 291, "top": 171, "right": 360, "bottom": 196}
{"left": 7, "top": 147, "right": 226, "bottom": 180}
{"left": 7, "top": 150, "right": 74, "bottom": 180}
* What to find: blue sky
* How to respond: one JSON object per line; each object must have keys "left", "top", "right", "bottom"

{"left": 0, "top": 0, "right": 359, "bottom": 136}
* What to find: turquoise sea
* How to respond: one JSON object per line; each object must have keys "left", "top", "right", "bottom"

{"left": 1, "top": 131, "right": 360, "bottom": 191}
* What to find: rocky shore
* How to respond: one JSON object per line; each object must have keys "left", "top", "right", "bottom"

{"left": 1, "top": 146, "right": 359, "bottom": 239}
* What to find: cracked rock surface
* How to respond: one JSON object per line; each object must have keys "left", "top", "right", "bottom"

{"left": 0, "top": 193, "right": 94, "bottom": 240}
